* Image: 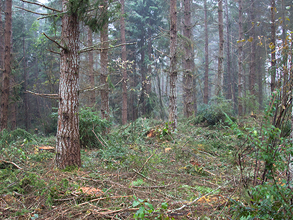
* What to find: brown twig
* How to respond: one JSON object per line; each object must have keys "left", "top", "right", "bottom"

{"left": 0, "top": 160, "right": 22, "bottom": 169}
{"left": 42, "top": 33, "right": 67, "bottom": 51}
{"left": 15, "top": 6, "right": 50, "bottom": 15}
{"left": 25, "top": 90, "right": 59, "bottom": 99}
{"left": 21, "top": 0, "right": 62, "bottom": 12}
{"left": 92, "top": 130, "right": 106, "bottom": 148}
{"left": 131, "top": 152, "right": 156, "bottom": 180}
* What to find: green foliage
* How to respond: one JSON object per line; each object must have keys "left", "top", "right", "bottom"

{"left": 0, "top": 128, "right": 35, "bottom": 147}
{"left": 132, "top": 196, "right": 169, "bottom": 219}
{"left": 79, "top": 107, "right": 111, "bottom": 148}
{"left": 67, "top": 0, "right": 121, "bottom": 32}
{"left": 226, "top": 102, "right": 293, "bottom": 219}
{"left": 194, "top": 98, "right": 235, "bottom": 126}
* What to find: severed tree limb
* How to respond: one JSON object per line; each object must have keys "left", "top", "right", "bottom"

{"left": 15, "top": 6, "right": 51, "bottom": 15}
{"left": 131, "top": 152, "right": 156, "bottom": 180}
{"left": 42, "top": 33, "right": 67, "bottom": 51}
{"left": 21, "top": 0, "right": 62, "bottom": 13}
{"left": 37, "top": 13, "right": 64, "bottom": 20}
{"left": 79, "top": 42, "right": 137, "bottom": 53}
{"left": 0, "top": 160, "right": 22, "bottom": 169}
{"left": 26, "top": 90, "right": 59, "bottom": 99}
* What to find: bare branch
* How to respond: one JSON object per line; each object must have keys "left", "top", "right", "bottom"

{"left": 46, "top": 48, "right": 61, "bottom": 55}
{"left": 20, "top": 0, "right": 62, "bottom": 13}
{"left": 42, "top": 33, "right": 67, "bottom": 51}
{"left": 15, "top": 6, "right": 50, "bottom": 15}
{"left": 79, "top": 42, "right": 137, "bottom": 53}
{"left": 26, "top": 90, "right": 59, "bottom": 99}
{"left": 152, "top": 46, "right": 171, "bottom": 58}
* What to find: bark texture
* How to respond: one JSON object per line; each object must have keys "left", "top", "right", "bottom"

{"left": 249, "top": 0, "right": 256, "bottom": 96}
{"left": 121, "top": 0, "right": 127, "bottom": 125}
{"left": 225, "top": 0, "right": 232, "bottom": 100}
{"left": 238, "top": 0, "right": 243, "bottom": 116}
{"left": 87, "top": 28, "right": 95, "bottom": 107}
{"left": 100, "top": 17, "right": 109, "bottom": 123}
{"left": 169, "top": 0, "right": 178, "bottom": 129}
{"left": 183, "top": 0, "right": 193, "bottom": 118}
{"left": 204, "top": 0, "right": 209, "bottom": 104}
{"left": 0, "top": 4, "right": 4, "bottom": 74}
{"left": 216, "top": 0, "right": 224, "bottom": 96}
{"left": 56, "top": 0, "right": 81, "bottom": 169}
{"left": 1, "top": 0, "right": 12, "bottom": 131}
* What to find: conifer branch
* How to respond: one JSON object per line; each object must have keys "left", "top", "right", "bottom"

{"left": 15, "top": 6, "right": 50, "bottom": 15}
{"left": 79, "top": 42, "right": 136, "bottom": 53}
{"left": 26, "top": 90, "right": 59, "bottom": 99}
{"left": 20, "top": 0, "right": 62, "bottom": 13}
{"left": 46, "top": 49, "right": 61, "bottom": 55}
{"left": 42, "top": 33, "right": 67, "bottom": 51}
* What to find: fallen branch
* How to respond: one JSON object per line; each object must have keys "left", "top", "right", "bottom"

{"left": 77, "top": 195, "right": 133, "bottom": 207}
{"left": 0, "top": 160, "right": 22, "bottom": 170}
{"left": 131, "top": 152, "right": 156, "bottom": 180}
{"left": 92, "top": 130, "right": 107, "bottom": 148}
{"left": 132, "top": 169, "right": 157, "bottom": 183}
{"left": 169, "top": 181, "right": 230, "bottom": 212}
{"left": 132, "top": 183, "right": 175, "bottom": 189}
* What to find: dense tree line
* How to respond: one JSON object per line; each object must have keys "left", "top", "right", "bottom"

{"left": 0, "top": 0, "right": 292, "bottom": 167}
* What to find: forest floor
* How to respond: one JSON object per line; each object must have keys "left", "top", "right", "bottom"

{"left": 0, "top": 117, "right": 260, "bottom": 219}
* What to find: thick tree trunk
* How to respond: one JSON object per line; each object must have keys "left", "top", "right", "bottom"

{"left": 121, "top": 0, "right": 127, "bottom": 125}
{"left": 100, "top": 19, "right": 110, "bottom": 132}
{"left": 270, "top": 0, "right": 276, "bottom": 93}
{"left": 204, "top": 0, "right": 209, "bottom": 104}
{"left": 249, "top": 0, "right": 256, "bottom": 97}
{"left": 169, "top": 0, "right": 178, "bottom": 129}
{"left": 55, "top": 0, "right": 81, "bottom": 169}
{"left": 87, "top": 28, "right": 95, "bottom": 107}
{"left": 183, "top": 0, "right": 193, "bottom": 118}
{"left": 0, "top": 4, "right": 4, "bottom": 75}
{"left": 216, "top": 0, "right": 224, "bottom": 97}
{"left": 1, "top": 0, "right": 12, "bottom": 131}
{"left": 238, "top": 0, "right": 243, "bottom": 116}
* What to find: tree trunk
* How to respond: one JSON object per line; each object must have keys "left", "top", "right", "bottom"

{"left": 55, "top": 0, "right": 81, "bottom": 169}
{"left": 100, "top": 17, "right": 109, "bottom": 123}
{"left": 1, "top": 0, "right": 12, "bottom": 131}
{"left": 87, "top": 28, "right": 95, "bottom": 107}
{"left": 249, "top": 0, "right": 256, "bottom": 98}
{"left": 204, "top": 0, "right": 209, "bottom": 104}
{"left": 270, "top": 0, "right": 276, "bottom": 93}
{"left": 121, "top": 0, "right": 127, "bottom": 125}
{"left": 238, "top": 0, "right": 243, "bottom": 116}
{"left": 0, "top": 3, "right": 4, "bottom": 75}
{"left": 225, "top": 0, "right": 232, "bottom": 100}
{"left": 23, "top": 3, "right": 30, "bottom": 131}
{"left": 216, "top": 0, "right": 224, "bottom": 97}
{"left": 183, "top": 0, "right": 193, "bottom": 118}
{"left": 169, "top": 0, "right": 178, "bottom": 129}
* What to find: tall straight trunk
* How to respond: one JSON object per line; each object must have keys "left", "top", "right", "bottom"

{"left": 0, "top": 3, "right": 4, "bottom": 74}
{"left": 23, "top": 3, "right": 30, "bottom": 130}
{"left": 121, "top": 0, "right": 127, "bottom": 125}
{"left": 225, "top": 0, "right": 232, "bottom": 99}
{"left": 140, "top": 46, "right": 146, "bottom": 116}
{"left": 249, "top": 0, "right": 256, "bottom": 97}
{"left": 216, "top": 0, "right": 224, "bottom": 97}
{"left": 270, "top": 0, "right": 276, "bottom": 93}
{"left": 100, "top": 18, "right": 109, "bottom": 122}
{"left": 1, "top": 0, "right": 12, "bottom": 131}
{"left": 258, "top": 53, "right": 263, "bottom": 109}
{"left": 204, "top": 0, "right": 209, "bottom": 104}
{"left": 169, "top": 0, "right": 178, "bottom": 129}
{"left": 183, "top": 0, "right": 193, "bottom": 118}
{"left": 238, "top": 0, "right": 243, "bottom": 116}
{"left": 281, "top": 0, "right": 288, "bottom": 107}
{"left": 55, "top": 0, "right": 81, "bottom": 169}
{"left": 87, "top": 28, "right": 95, "bottom": 107}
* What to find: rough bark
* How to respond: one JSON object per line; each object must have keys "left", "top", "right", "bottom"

{"left": 1, "top": 0, "right": 12, "bottom": 131}
{"left": 238, "top": 0, "right": 243, "bottom": 116}
{"left": 216, "top": 0, "right": 224, "bottom": 97}
{"left": 55, "top": 0, "right": 81, "bottom": 169}
{"left": 0, "top": 3, "right": 4, "bottom": 74}
{"left": 169, "top": 0, "right": 178, "bottom": 129}
{"left": 121, "top": 0, "right": 127, "bottom": 125}
{"left": 270, "top": 0, "right": 276, "bottom": 93}
{"left": 100, "top": 17, "right": 109, "bottom": 123}
{"left": 183, "top": 0, "right": 193, "bottom": 118}
{"left": 249, "top": 0, "right": 256, "bottom": 97}
{"left": 87, "top": 28, "right": 95, "bottom": 107}
{"left": 204, "top": 0, "right": 209, "bottom": 104}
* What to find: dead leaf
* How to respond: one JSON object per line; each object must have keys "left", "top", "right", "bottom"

{"left": 165, "top": 148, "right": 172, "bottom": 153}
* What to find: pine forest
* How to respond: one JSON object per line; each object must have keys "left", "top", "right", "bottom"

{"left": 1, "top": 0, "right": 293, "bottom": 219}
